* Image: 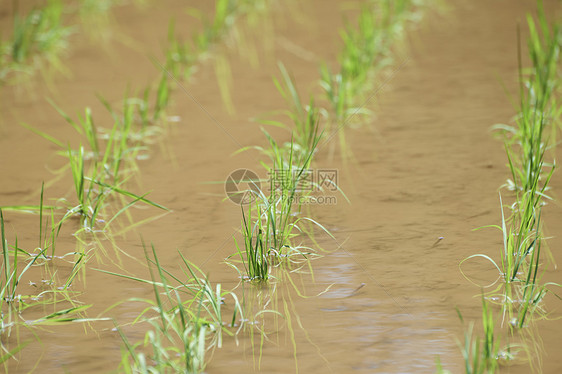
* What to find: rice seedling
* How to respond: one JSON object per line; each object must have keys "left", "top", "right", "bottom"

{"left": 234, "top": 201, "right": 271, "bottom": 281}
{"left": 119, "top": 316, "right": 208, "bottom": 374}
{"left": 1, "top": 209, "right": 44, "bottom": 313}
{"left": 164, "top": 0, "right": 237, "bottom": 81}
{"left": 258, "top": 131, "right": 319, "bottom": 250}
{"left": 317, "top": 0, "right": 426, "bottom": 158}
{"left": 455, "top": 297, "right": 503, "bottom": 374}
{"left": 22, "top": 97, "right": 169, "bottom": 232}
{"left": 105, "top": 242, "right": 243, "bottom": 373}
{"left": 261, "top": 63, "right": 322, "bottom": 155}
{"left": 164, "top": 0, "right": 274, "bottom": 81}
{"left": 230, "top": 126, "right": 337, "bottom": 281}
{"left": 66, "top": 143, "right": 167, "bottom": 231}
{"left": 494, "top": 193, "right": 557, "bottom": 331}
{"left": 153, "top": 72, "right": 172, "bottom": 124}
{"left": 0, "top": 0, "right": 73, "bottom": 85}
{"left": 0, "top": 183, "right": 70, "bottom": 316}
{"left": 77, "top": 0, "right": 117, "bottom": 43}
{"left": 223, "top": 0, "right": 275, "bottom": 70}
{"left": 495, "top": 3, "right": 560, "bottom": 195}
{"left": 194, "top": 0, "right": 236, "bottom": 52}
{"left": 461, "top": 193, "right": 552, "bottom": 330}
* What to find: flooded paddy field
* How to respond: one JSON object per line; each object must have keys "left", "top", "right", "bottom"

{"left": 0, "top": 0, "right": 561, "bottom": 373}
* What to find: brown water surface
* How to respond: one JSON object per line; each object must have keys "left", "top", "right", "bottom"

{"left": 0, "top": 0, "right": 561, "bottom": 373}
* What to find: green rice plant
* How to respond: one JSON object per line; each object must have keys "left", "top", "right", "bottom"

{"left": 234, "top": 201, "right": 271, "bottom": 281}
{"left": 77, "top": 0, "right": 115, "bottom": 43}
{"left": 165, "top": 0, "right": 235, "bottom": 81}
{"left": 455, "top": 297, "right": 501, "bottom": 374}
{"left": 231, "top": 127, "right": 336, "bottom": 281}
{"left": 192, "top": 0, "right": 236, "bottom": 52}
{"left": 0, "top": 0, "right": 73, "bottom": 84}
{"left": 1, "top": 209, "right": 43, "bottom": 313}
{"left": 264, "top": 136, "right": 315, "bottom": 250}
{"left": 318, "top": 0, "right": 424, "bottom": 158}
{"left": 166, "top": 0, "right": 272, "bottom": 79}
{"left": 461, "top": 193, "right": 552, "bottom": 328}
{"left": 0, "top": 183, "right": 63, "bottom": 258}
{"left": 525, "top": 2, "right": 561, "bottom": 133}
{"left": 164, "top": 19, "right": 198, "bottom": 81}
{"left": 119, "top": 316, "right": 208, "bottom": 374}
{"left": 54, "top": 94, "right": 149, "bottom": 181}
{"left": 107, "top": 243, "right": 242, "bottom": 373}
{"left": 501, "top": 196, "right": 559, "bottom": 330}
{"left": 154, "top": 72, "right": 171, "bottom": 123}
{"left": 23, "top": 98, "right": 168, "bottom": 232}
{"left": 502, "top": 87, "right": 555, "bottom": 198}
{"left": 263, "top": 63, "right": 322, "bottom": 155}
{"left": 66, "top": 143, "right": 167, "bottom": 231}
{"left": 500, "top": 193, "right": 542, "bottom": 286}
{"left": 496, "top": 3, "right": 560, "bottom": 195}
{"left": 162, "top": 1, "right": 276, "bottom": 114}
{"left": 319, "top": 65, "right": 355, "bottom": 158}
{"left": 0, "top": 206, "right": 76, "bottom": 322}
{"left": 338, "top": 4, "right": 389, "bottom": 100}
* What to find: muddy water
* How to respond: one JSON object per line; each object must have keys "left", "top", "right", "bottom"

{"left": 1, "top": 0, "right": 561, "bottom": 373}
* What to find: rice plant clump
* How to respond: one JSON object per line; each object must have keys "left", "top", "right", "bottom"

{"left": 319, "top": 0, "right": 426, "bottom": 158}
{"left": 233, "top": 126, "right": 335, "bottom": 281}
{"left": 0, "top": 0, "right": 73, "bottom": 85}
{"left": 112, "top": 245, "right": 242, "bottom": 373}
{"left": 455, "top": 298, "right": 503, "bottom": 374}
{"left": 24, "top": 97, "right": 168, "bottom": 232}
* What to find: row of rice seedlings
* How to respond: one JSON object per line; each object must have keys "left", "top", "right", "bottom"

{"left": 319, "top": 0, "right": 426, "bottom": 158}
{"left": 496, "top": 1, "right": 561, "bottom": 330}
{"left": 104, "top": 243, "right": 242, "bottom": 373}
{"left": 0, "top": 2, "right": 272, "bottom": 371}
{"left": 3, "top": 0, "right": 272, "bottom": 366}
{"left": 0, "top": 0, "right": 73, "bottom": 85}
{"left": 457, "top": 3, "right": 561, "bottom": 372}
{"left": 222, "top": 0, "right": 425, "bottom": 367}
